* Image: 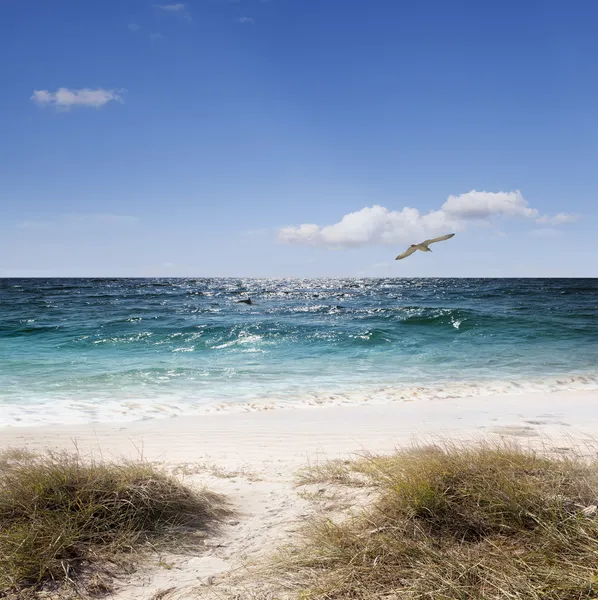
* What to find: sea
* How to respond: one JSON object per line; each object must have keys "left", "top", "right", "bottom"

{"left": 0, "top": 278, "right": 597, "bottom": 427}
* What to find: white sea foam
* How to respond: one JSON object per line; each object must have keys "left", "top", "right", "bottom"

{"left": 1, "top": 373, "right": 597, "bottom": 428}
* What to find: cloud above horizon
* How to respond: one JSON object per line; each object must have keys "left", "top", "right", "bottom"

{"left": 156, "top": 3, "right": 185, "bottom": 11}
{"left": 156, "top": 3, "right": 191, "bottom": 21}
{"left": 238, "top": 17, "right": 255, "bottom": 24}
{"left": 278, "top": 190, "right": 577, "bottom": 247}
{"left": 31, "top": 88, "right": 124, "bottom": 110}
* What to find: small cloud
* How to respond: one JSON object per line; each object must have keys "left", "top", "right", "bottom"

{"left": 31, "top": 88, "right": 124, "bottom": 111}
{"left": 238, "top": 17, "right": 255, "bottom": 24}
{"left": 156, "top": 3, "right": 191, "bottom": 21}
{"left": 128, "top": 23, "right": 141, "bottom": 31}
{"left": 149, "top": 32, "right": 164, "bottom": 40}
{"left": 536, "top": 213, "right": 579, "bottom": 225}
{"left": 156, "top": 3, "right": 185, "bottom": 11}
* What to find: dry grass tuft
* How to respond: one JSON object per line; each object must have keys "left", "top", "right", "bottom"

{"left": 283, "top": 441, "right": 598, "bottom": 599}
{"left": 296, "top": 458, "right": 372, "bottom": 488}
{"left": 0, "top": 449, "right": 230, "bottom": 597}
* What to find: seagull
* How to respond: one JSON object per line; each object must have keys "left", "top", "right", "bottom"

{"left": 395, "top": 233, "right": 455, "bottom": 260}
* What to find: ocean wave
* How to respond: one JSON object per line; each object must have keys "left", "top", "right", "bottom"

{"left": 2, "top": 277, "right": 598, "bottom": 428}
{"left": 348, "top": 328, "right": 394, "bottom": 345}
{"left": 1, "top": 324, "right": 63, "bottom": 337}
{"left": 1, "top": 373, "right": 597, "bottom": 428}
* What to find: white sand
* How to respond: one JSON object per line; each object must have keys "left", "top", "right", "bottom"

{"left": 1, "top": 391, "right": 597, "bottom": 599}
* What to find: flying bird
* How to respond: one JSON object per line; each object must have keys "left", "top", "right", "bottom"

{"left": 395, "top": 233, "right": 455, "bottom": 260}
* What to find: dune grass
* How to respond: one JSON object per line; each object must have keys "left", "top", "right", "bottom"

{"left": 0, "top": 448, "right": 229, "bottom": 597}
{"left": 285, "top": 441, "right": 598, "bottom": 599}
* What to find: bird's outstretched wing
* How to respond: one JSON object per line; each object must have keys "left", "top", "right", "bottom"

{"left": 422, "top": 233, "right": 455, "bottom": 246}
{"left": 395, "top": 246, "right": 417, "bottom": 260}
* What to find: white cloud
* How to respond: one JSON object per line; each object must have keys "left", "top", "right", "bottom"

{"left": 156, "top": 3, "right": 185, "bottom": 11}
{"left": 149, "top": 32, "right": 164, "bottom": 40}
{"left": 279, "top": 205, "right": 459, "bottom": 247}
{"left": 278, "top": 190, "right": 576, "bottom": 247}
{"left": 156, "top": 3, "right": 191, "bottom": 21}
{"left": 31, "top": 88, "right": 124, "bottom": 110}
{"left": 128, "top": 23, "right": 141, "bottom": 31}
{"left": 238, "top": 17, "right": 255, "bottom": 24}
{"left": 441, "top": 190, "right": 537, "bottom": 220}
{"left": 536, "top": 213, "right": 579, "bottom": 225}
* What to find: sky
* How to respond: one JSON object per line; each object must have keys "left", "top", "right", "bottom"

{"left": 1, "top": 0, "right": 598, "bottom": 278}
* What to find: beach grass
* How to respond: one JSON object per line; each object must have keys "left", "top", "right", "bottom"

{"left": 0, "top": 448, "right": 229, "bottom": 597}
{"left": 285, "top": 441, "right": 598, "bottom": 599}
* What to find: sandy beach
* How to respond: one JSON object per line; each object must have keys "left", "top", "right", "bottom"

{"left": 5, "top": 0, "right": 597, "bottom": 594}
{"left": 1, "top": 391, "right": 597, "bottom": 599}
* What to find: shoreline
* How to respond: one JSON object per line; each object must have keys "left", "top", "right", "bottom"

{"left": 2, "top": 390, "right": 596, "bottom": 464}
{"left": 2, "top": 371, "right": 598, "bottom": 429}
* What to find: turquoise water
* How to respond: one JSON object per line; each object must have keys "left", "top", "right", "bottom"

{"left": 1, "top": 278, "right": 597, "bottom": 426}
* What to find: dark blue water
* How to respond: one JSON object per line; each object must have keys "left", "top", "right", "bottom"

{"left": 1, "top": 278, "right": 597, "bottom": 426}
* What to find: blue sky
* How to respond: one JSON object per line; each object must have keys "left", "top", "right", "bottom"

{"left": 1, "top": 0, "right": 597, "bottom": 277}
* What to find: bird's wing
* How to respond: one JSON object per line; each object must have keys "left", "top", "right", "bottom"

{"left": 395, "top": 246, "right": 417, "bottom": 260}
{"left": 422, "top": 233, "right": 455, "bottom": 246}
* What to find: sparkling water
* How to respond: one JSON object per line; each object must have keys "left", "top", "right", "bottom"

{"left": 1, "top": 278, "right": 597, "bottom": 426}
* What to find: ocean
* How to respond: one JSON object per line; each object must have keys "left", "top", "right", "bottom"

{"left": 1, "top": 278, "right": 597, "bottom": 427}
